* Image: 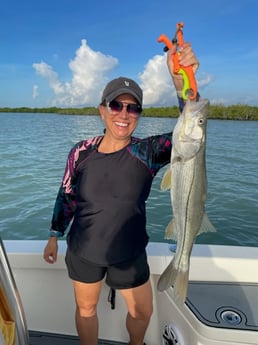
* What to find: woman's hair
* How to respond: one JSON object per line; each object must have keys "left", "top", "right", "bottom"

{"left": 100, "top": 100, "right": 106, "bottom": 106}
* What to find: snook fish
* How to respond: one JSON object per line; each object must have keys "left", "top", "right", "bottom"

{"left": 157, "top": 98, "right": 215, "bottom": 303}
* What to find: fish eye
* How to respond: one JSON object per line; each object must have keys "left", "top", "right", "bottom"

{"left": 198, "top": 118, "right": 204, "bottom": 125}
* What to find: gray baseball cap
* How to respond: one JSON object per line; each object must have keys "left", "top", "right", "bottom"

{"left": 101, "top": 76, "right": 143, "bottom": 105}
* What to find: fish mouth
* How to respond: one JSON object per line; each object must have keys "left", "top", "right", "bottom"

{"left": 188, "top": 98, "right": 210, "bottom": 113}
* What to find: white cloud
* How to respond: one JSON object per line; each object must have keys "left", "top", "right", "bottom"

{"left": 197, "top": 72, "right": 214, "bottom": 88}
{"left": 32, "top": 39, "right": 118, "bottom": 107}
{"left": 139, "top": 54, "right": 177, "bottom": 106}
{"left": 139, "top": 55, "right": 213, "bottom": 106}
{"left": 33, "top": 62, "right": 64, "bottom": 94}
{"left": 32, "top": 39, "right": 213, "bottom": 107}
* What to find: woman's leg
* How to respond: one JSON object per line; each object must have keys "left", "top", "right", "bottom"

{"left": 72, "top": 280, "right": 103, "bottom": 345}
{"left": 119, "top": 280, "right": 153, "bottom": 345}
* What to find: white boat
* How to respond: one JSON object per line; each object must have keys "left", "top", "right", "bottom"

{"left": 1, "top": 239, "right": 258, "bottom": 345}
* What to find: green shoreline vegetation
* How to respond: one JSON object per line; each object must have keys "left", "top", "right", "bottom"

{"left": 0, "top": 104, "right": 258, "bottom": 120}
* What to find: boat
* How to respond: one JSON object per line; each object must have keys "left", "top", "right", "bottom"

{"left": 1, "top": 239, "right": 258, "bottom": 345}
{"left": 0, "top": 239, "right": 29, "bottom": 345}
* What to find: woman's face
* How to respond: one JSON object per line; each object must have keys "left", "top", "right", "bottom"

{"left": 99, "top": 93, "right": 141, "bottom": 142}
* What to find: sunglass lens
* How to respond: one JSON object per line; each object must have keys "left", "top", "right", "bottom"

{"left": 108, "top": 100, "right": 142, "bottom": 116}
{"left": 127, "top": 104, "right": 142, "bottom": 115}
{"left": 109, "top": 100, "right": 123, "bottom": 112}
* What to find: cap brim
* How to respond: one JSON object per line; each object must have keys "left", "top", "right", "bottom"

{"left": 105, "top": 88, "right": 142, "bottom": 105}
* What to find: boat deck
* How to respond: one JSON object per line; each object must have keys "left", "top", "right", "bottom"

{"left": 29, "top": 331, "right": 127, "bottom": 345}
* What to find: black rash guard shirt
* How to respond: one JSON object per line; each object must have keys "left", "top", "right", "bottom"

{"left": 50, "top": 134, "right": 172, "bottom": 265}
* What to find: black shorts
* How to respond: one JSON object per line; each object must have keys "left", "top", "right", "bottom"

{"left": 65, "top": 249, "right": 150, "bottom": 289}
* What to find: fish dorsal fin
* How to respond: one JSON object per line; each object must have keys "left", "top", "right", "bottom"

{"left": 161, "top": 167, "right": 172, "bottom": 191}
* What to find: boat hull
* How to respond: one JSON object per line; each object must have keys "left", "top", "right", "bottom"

{"left": 3, "top": 240, "right": 258, "bottom": 345}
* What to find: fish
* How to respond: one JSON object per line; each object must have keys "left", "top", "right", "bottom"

{"left": 157, "top": 98, "right": 216, "bottom": 303}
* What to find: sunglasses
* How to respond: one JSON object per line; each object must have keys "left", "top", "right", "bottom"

{"left": 107, "top": 100, "right": 142, "bottom": 117}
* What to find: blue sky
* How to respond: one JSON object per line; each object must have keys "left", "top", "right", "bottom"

{"left": 1, "top": 0, "right": 258, "bottom": 108}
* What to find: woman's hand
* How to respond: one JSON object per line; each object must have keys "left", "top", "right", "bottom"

{"left": 43, "top": 237, "right": 58, "bottom": 264}
{"left": 167, "top": 42, "right": 199, "bottom": 92}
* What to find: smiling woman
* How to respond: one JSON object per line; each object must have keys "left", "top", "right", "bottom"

{"left": 42, "top": 75, "right": 173, "bottom": 345}
{"left": 40, "top": 66, "right": 178, "bottom": 345}
{"left": 40, "top": 41, "right": 196, "bottom": 345}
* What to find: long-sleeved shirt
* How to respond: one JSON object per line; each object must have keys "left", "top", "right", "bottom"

{"left": 49, "top": 133, "right": 172, "bottom": 265}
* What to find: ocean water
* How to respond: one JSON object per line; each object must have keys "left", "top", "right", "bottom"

{"left": 0, "top": 112, "right": 257, "bottom": 246}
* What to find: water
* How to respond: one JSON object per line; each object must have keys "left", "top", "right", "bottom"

{"left": 0, "top": 113, "right": 257, "bottom": 246}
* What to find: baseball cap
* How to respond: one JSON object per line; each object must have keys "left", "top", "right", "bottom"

{"left": 101, "top": 77, "right": 143, "bottom": 105}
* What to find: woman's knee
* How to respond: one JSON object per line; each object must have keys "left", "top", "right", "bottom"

{"left": 73, "top": 280, "right": 102, "bottom": 318}
{"left": 76, "top": 303, "right": 97, "bottom": 318}
{"left": 130, "top": 303, "right": 153, "bottom": 320}
{"left": 120, "top": 280, "right": 153, "bottom": 320}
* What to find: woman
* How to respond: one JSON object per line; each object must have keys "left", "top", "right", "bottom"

{"left": 43, "top": 43, "right": 199, "bottom": 345}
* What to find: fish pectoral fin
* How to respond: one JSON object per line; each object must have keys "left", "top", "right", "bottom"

{"left": 164, "top": 219, "right": 178, "bottom": 241}
{"left": 160, "top": 167, "right": 172, "bottom": 191}
{"left": 198, "top": 213, "right": 216, "bottom": 235}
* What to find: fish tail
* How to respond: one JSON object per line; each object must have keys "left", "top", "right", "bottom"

{"left": 172, "top": 269, "right": 189, "bottom": 304}
{"left": 157, "top": 261, "right": 189, "bottom": 304}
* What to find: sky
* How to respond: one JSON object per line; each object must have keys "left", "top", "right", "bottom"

{"left": 1, "top": 0, "right": 258, "bottom": 108}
